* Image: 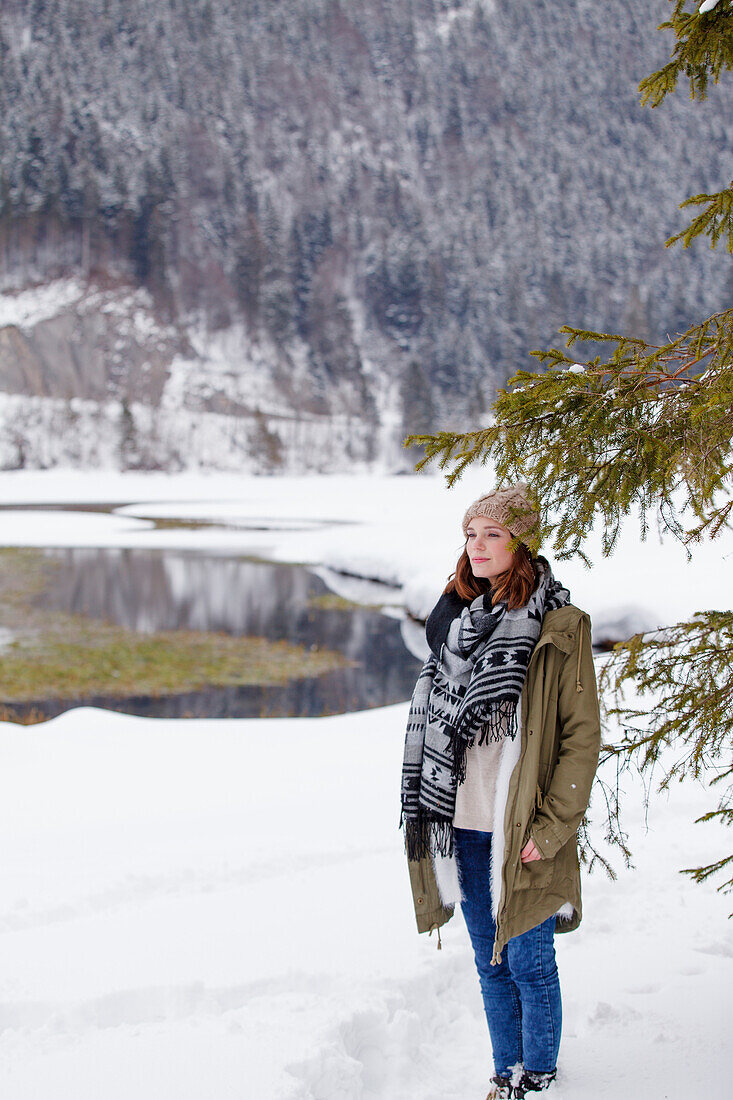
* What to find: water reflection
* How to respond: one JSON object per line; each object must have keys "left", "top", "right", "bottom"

{"left": 24, "top": 548, "right": 421, "bottom": 720}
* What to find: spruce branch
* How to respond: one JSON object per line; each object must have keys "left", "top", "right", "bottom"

{"left": 666, "top": 184, "right": 733, "bottom": 251}
{"left": 577, "top": 760, "right": 633, "bottom": 879}
{"left": 599, "top": 612, "right": 733, "bottom": 895}
{"left": 639, "top": 0, "right": 733, "bottom": 107}
{"left": 682, "top": 853, "right": 733, "bottom": 891}
{"left": 408, "top": 310, "right": 733, "bottom": 558}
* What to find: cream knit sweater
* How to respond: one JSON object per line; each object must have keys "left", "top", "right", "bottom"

{"left": 453, "top": 704, "right": 520, "bottom": 832}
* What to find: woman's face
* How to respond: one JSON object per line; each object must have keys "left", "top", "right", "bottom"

{"left": 465, "top": 516, "right": 515, "bottom": 580}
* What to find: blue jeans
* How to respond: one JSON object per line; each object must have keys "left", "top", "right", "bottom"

{"left": 454, "top": 828, "right": 562, "bottom": 1078}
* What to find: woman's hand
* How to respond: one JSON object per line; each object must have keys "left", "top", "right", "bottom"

{"left": 520, "top": 838, "right": 542, "bottom": 863}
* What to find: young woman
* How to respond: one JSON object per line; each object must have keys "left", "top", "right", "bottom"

{"left": 401, "top": 483, "right": 600, "bottom": 1099}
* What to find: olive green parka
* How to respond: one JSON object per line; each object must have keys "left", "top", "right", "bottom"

{"left": 407, "top": 604, "right": 601, "bottom": 965}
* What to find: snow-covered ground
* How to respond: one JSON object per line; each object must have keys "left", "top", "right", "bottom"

{"left": 0, "top": 705, "right": 729, "bottom": 1100}
{"left": 0, "top": 469, "right": 731, "bottom": 1098}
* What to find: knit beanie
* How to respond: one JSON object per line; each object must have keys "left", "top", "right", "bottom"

{"left": 461, "top": 482, "right": 539, "bottom": 542}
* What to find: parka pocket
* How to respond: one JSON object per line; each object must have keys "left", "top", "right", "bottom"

{"left": 515, "top": 800, "right": 554, "bottom": 890}
{"left": 514, "top": 856, "right": 554, "bottom": 890}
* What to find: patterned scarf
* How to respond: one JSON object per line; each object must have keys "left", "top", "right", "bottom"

{"left": 401, "top": 559, "right": 570, "bottom": 861}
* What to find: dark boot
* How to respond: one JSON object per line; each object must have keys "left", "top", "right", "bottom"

{"left": 516, "top": 1068, "right": 557, "bottom": 1094}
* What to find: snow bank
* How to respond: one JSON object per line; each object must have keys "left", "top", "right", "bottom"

{"left": 0, "top": 703, "right": 729, "bottom": 1099}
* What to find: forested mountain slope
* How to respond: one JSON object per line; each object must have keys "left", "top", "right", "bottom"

{"left": 0, "top": 0, "right": 729, "bottom": 470}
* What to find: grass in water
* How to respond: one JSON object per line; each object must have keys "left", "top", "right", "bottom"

{"left": 308, "top": 593, "right": 363, "bottom": 611}
{"left": 0, "top": 548, "right": 353, "bottom": 705}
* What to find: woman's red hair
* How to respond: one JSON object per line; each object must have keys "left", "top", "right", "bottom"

{"left": 444, "top": 542, "right": 537, "bottom": 610}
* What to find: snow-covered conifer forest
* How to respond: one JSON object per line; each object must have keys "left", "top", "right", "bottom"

{"left": 0, "top": 0, "right": 731, "bottom": 471}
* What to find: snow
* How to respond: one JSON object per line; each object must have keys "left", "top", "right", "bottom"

{"left": 0, "top": 703, "right": 729, "bottom": 1100}
{"left": 0, "top": 469, "right": 731, "bottom": 1096}
{"left": 165, "top": 323, "right": 282, "bottom": 415}
{"left": 0, "top": 389, "right": 386, "bottom": 474}
{"left": 435, "top": 1, "right": 496, "bottom": 39}
{"left": 699, "top": 0, "right": 722, "bottom": 14}
{"left": 0, "top": 279, "right": 84, "bottom": 329}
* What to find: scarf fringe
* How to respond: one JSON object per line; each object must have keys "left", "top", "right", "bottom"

{"left": 450, "top": 698, "right": 518, "bottom": 784}
{"left": 403, "top": 811, "right": 454, "bottom": 862}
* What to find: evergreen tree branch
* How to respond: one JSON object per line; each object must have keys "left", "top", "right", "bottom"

{"left": 682, "top": 853, "right": 733, "bottom": 891}
{"left": 639, "top": 0, "right": 733, "bottom": 107}
{"left": 577, "top": 763, "right": 633, "bottom": 880}
{"left": 406, "top": 310, "right": 733, "bottom": 558}
{"left": 666, "top": 184, "right": 733, "bottom": 251}
{"left": 599, "top": 612, "right": 733, "bottom": 895}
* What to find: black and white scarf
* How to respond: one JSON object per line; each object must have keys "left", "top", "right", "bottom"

{"left": 401, "top": 559, "right": 570, "bottom": 861}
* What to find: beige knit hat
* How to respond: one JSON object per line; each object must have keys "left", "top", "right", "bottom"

{"left": 461, "top": 482, "right": 539, "bottom": 541}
